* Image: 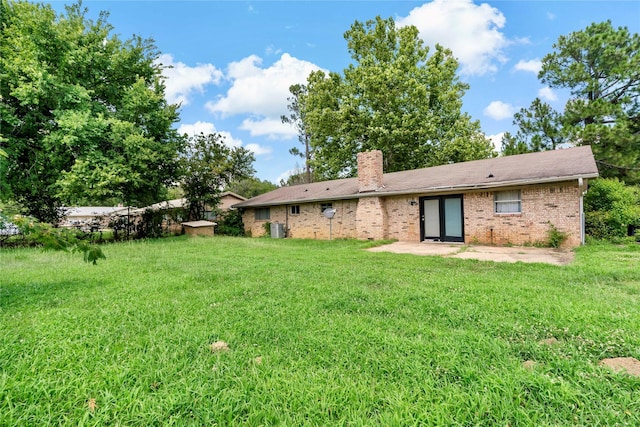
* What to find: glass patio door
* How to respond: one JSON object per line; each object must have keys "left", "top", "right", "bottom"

{"left": 421, "top": 195, "right": 464, "bottom": 242}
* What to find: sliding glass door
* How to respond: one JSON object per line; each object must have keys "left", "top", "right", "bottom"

{"left": 421, "top": 195, "right": 464, "bottom": 242}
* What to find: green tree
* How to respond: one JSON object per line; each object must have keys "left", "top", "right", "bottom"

{"left": 225, "top": 177, "right": 277, "bottom": 199}
{"left": 509, "top": 21, "right": 640, "bottom": 183}
{"left": 180, "top": 133, "right": 255, "bottom": 221}
{"left": 501, "top": 98, "right": 567, "bottom": 155}
{"left": 302, "top": 16, "right": 494, "bottom": 179}
{"left": 0, "top": 0, "right": 183, "bottom": 223}
{"left": 584, "top": 178, "right": 640, "bottom": 240}
{"left": 281, "top": 84, "right": 314, "bottom": 183}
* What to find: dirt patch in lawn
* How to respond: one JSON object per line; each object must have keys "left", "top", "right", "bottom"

{"left": 599, "top": 357, "right": 640, "bottom": 377}
{"left": 367, "top": 242, "right": 574, "bottom": 266}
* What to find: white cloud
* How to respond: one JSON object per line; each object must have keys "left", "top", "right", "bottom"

{"left": 397, "top": 0, "right": 510, "bottom": 75}
{"left": 487, "top": 132, "right": 505, "bottom": 152}
{"left": 177, "top": 121, "right": 270, "bottom": 155}
{"left": 547, "top": 12, "right": 556, "bottom": 20}
{"left": 206, "top": 53, "right": 322, "bottom": 118}
{"left": 276, "top": 168, "right": 298, "bottom": 184}
{"left": 538, "top": 86, "right": 558, "bottom": 102}
{"left": 177, "top": 121, "right": 217, "bottom": 136}
{"left": 514, "top": 59, "right": 542, "bottom": 73}
{"left": 156, "top": 54, "right": 223, "bottom": 105}
{"left": 240, "top": 117, "right": 298, "bottom": 140}
{"left": 245, "top": 143, "right": 273, "bottom": 156}
{"left": 484, "top": 101, "right": 517, "bottom": 120}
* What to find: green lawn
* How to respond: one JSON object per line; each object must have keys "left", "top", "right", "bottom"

{"left": 1, "top": 237, "right": 639, "bottom": 426}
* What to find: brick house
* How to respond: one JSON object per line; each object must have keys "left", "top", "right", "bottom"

{"left": 234, "top": 147, "right": 599, "bottom": 247}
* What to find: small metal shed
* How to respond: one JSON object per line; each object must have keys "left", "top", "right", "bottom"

{"left": 181, "top": 220, "right": 217, "bottom": 237}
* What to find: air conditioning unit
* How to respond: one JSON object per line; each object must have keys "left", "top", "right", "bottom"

{"left": 271, "top": 222, "right": 285, "bottom": 238}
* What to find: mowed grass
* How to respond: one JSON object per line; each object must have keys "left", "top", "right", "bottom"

{"left": 1, "top": 237, "right": 639, "bottom": 426}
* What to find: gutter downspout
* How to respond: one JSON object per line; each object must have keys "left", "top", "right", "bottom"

{"left": 285, "top": 205, "right": 289, "bottom": 238}
{"left": 579, "top": 177, "right": 585, "bottom": 245}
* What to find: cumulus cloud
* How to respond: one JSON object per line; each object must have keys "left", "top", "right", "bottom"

{"left": 514, "top": 59, "right": 542, "bottom": 73}
{"left": 487, "top": 132, "right": 505, "bottom": 152}
{"left": 484, "top": 101, "right": 516, "bottom": 120}
{"left": 245, "top": 143, "right": 273, "bottom": 156}
{"left": 177, "top": 121, "right": 217, "bottom": 136}
{"left": 205, "top": 53, "right": 322, "bottom": 139}
{"left": 397, "top": 0, "right": 510, "bottom": 75}
{"left": 538, "top": 86, "right": 558, "bottom": 102}
{"left": 207, "top": 53, "right": 321, "bottom": 117}
{"left": 177, "top": 121, "right": 271, "bottom": 155}
{"left": 156, "top": 54, "right": 223, "bottom": 105}
{"left": 240, "top": 117, "right": 298, "bottom": 140}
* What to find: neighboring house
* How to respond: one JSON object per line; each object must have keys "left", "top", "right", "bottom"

{"left": 234, "top": 147, "right": 599, "bottom": 248}
{"left": 60, "top": 206, "right": 130, "bottom": 231}
{"left": 219, "top": 192, "right": 247, "bottom": 212}
{"left": 137, "top": 192, "right": 247, "bottom": 219}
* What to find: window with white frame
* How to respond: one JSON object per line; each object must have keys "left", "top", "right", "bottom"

{"left": 494, "top": 190, "right": 521, "bottom": 214}
{"left": 290, "top": 205, "right": 300, "bottom": 215}
{"left": 254, "top": 208, "right": 270, "bottom": 220}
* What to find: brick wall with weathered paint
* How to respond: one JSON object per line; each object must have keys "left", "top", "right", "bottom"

{"left": 463, "top": 182, "right": 581, "bottom": 248}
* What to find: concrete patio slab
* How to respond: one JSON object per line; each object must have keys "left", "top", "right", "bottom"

{"left": 367, "top": 241, "right": 574, "bottom": 265}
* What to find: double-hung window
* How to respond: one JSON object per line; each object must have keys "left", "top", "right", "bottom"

{"left": 494, "top": 190, "right": 521, "bottom": 214}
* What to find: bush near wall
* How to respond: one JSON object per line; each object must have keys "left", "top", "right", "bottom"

{"left": 215, "top": 210, "right": 245, "bottom": 236}
{"left": 585, "top": 178, "right": 640, "bottom": 240}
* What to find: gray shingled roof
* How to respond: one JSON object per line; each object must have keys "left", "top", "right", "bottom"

{"left": 234, "top": 146, "right": 599, "bottom": 208}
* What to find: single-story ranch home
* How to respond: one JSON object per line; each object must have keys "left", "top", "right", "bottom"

{"left": 234, "top": 146, "right": 599, "bottom": 248}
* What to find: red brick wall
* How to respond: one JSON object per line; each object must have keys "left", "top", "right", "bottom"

{"left": 242, "top": 200, "right": 358, "bottom": 239}
{"left": 242, "top": 181, "right": 583, "bottom": 247}
{"left": 464, "top": 182, "right": 581, "bottom": 247}
{"left": 357, "top": 151, "right": 383, "bottom": 192}
{"left": 384, "top": 196, "right": 421, "bottom": 242}
{"left": 355, "top": 196, "right": 387, "bottom": 240}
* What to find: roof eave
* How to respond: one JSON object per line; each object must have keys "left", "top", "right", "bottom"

{"left": 233, "top": 172, "right": 598, "bottom": 208}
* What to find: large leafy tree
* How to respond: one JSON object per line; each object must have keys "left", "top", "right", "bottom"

{"left": 506, "top": 21, "right": 640, "bottom": 183}
{"left": 302, "top": 16, "right": 494, "bottom": 179}
{"left": 0, "top": 1, "right": 183, "bottom": 223}
{"left": 180, "top": 133, "right": 254, "bottom": 221}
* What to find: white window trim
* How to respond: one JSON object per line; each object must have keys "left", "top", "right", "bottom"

{"left": 494, "top": 190, "right": 522, "bottom": 214}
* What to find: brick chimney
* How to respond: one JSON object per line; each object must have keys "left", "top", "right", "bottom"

{"left": 357, "top": 150, "right": 383, "bottom": 192}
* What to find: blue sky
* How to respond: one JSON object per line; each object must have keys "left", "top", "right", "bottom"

{"left": 47, "top": 0, "right": 640, "bottom": 184}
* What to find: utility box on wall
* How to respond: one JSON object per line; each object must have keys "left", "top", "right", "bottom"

{"left": 271, "top": 223, "right": 285, "bottom": 238}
